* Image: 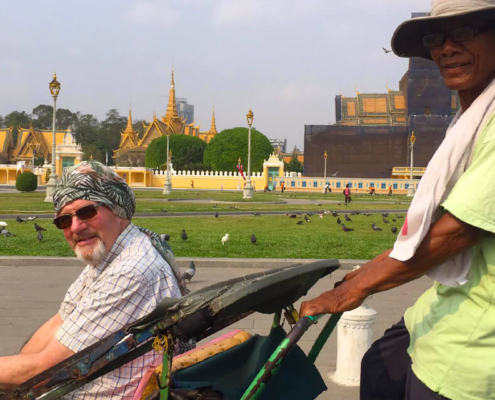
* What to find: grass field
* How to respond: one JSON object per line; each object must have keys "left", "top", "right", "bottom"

{"left": 0, "top": 190, "right": 410, "bottom": 214}
{"left": 0, "top": 213, "right": 402, "bottom": 259}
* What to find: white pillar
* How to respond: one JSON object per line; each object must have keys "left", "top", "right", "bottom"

{"left": 329, "top": 303, "right": 377, "bottom": 386}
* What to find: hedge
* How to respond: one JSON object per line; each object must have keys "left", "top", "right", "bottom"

{"left": 16, "top": 172, "right": 38, "bottom": 192}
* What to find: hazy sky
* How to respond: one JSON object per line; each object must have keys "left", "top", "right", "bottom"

{"left": 0, "top": 0, "right": 431, "bottom": 149}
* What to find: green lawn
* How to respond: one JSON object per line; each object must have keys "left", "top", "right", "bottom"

{"left": 0, "top": 190, "right": 410, "bottom": 214}
{"left": 0, "top": 213, "right": 403, "bottom": 260}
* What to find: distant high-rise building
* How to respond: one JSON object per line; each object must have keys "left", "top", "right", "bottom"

{"left": 269, "top": 138, "right": 287, "bottom": 153}
{"left": 176, "top": 98, "right": 194, "bottom": 124}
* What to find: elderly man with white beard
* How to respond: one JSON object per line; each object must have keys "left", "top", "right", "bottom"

{"left": 0, "top": 161, "right": 190, "bottom": 399}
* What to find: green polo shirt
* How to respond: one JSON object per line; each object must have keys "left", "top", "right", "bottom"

{"left": 404, "top": 112, "right": 495, "bottom": 400}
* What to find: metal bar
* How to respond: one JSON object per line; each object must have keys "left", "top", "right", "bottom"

{"left": 307, "top": 313, "right": 342, "bottom": 364}
{"left": 240, "top": 315, "right": 321, "bottom": 400}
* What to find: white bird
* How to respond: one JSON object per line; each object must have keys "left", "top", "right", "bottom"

{"left": 0, "top": 221, "right": 7, "bottom": 227}
{"left": 26, "top": 216, "right": 37, "bottom": 221}
{"left": 221, "top": 233, "right": 229, "bottom": 245}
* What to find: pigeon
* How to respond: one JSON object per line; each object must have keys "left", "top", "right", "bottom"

{"left": 382, "top": 213, "right": 389, "bottom": 218}
{"left": 221, "top": 233, "right": 229, "bottom": 245}
{"left": 1, "top": 228, "right": 15, "bottom": 237}
{"left": 161, "top": 209, "right": 168, "bottom": 213}
{"left": 383, "top": 217, "right": 390, "bottom": 224}
{"left": 16, "top": 216, "right": 27, "bottom": 223}
{"left": 26, "top": 216, "right": 37, "bottom": 221}
{"left": 324, "top": 210, "right": 331, "bottom": 214}
{"left": 181, "top": 229, "right": 188, "bottom": 242}
{"left": 341, "top": 224, "right": 354, "bottom": 233}
{"left": 337, "top": 202, "right": 341, "bottom": 206}
{"left": 296, "top": 213, "right": 302, "bottom": 218}
{"left": 337, "top": 217, "right": 341, "bottom": 224}
{"left": 393, "top": 218, "right": 397, "bottom": 222}
{"left": 181, "top": 261, "right": 196, "bottom": 283}
{"left": 296, "top": 221, "right": 303, "bottom": 225}
{"left": 319, "top": 213, "right": 324, "bottom": 219}
{"left": 215, "top": 211, "right": 219, "bottom": 218}
{"left": 160, "top": 234, "right": 171, "bottom": 241}
{"left": 251, "top": 234, "right": 257, "bottom": 244}
{"left": 37, "top": 231, "right": 43, "bottom": 242}
{"left": 289, "top": 214, "right": 297, "bottom": 219}
{"left": 0, "top": 221, "right": 7, "bottom": 227}
{"left": 391, "top": 226, "right": 398, "bottom": 234}
{"left": 397, "top": 215, "right": 404, "bottom": 219}
{"left": 382, "top": 47, "right": 392, "bottom": 53}
{"left": 307, "top": 213, "right": 313, "bottom": 217}
{"left": 364, "top": 213, "right": 372, "bottom": 217}
{"left": 317, "top": 203, "right": 323, "bottom": 206}
{"left": 253, "top": 213, "right": 261, "bottom": 216}
{"left": 304, "top": 215, "right": 311, "bottom": 222}
{"left": 331, "top": 212, "right": 338, "bottom": 217}
{"left": 344, "top": 214, "right": 352, "bottom": 222}
{"left": 371, "top": 223, "right": 382, "bottom": 231}
{"left": 213, "top": 204, "right": 218, "bottom": 208}
{"left": 34, "top": 223, "right": 46, "bottom": 232}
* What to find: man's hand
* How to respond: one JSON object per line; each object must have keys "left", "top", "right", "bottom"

{"left": 300, "top": 277, "right": 368, "bottom": 317}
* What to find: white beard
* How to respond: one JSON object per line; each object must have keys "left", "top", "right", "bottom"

{"left": 74, "top": 238, "right": 107, "bottom": 266}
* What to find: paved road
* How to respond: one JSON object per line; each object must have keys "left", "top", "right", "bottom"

{"left": 0, "top": 262, "right": 431, "bottom": 399}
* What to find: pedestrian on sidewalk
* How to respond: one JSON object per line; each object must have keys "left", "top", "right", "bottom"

{"left": 343, "top": 184, "right": 351, "bottom": 205}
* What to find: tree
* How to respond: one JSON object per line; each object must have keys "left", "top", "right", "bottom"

{"left": 203, "top": 127, "right": 273, "bottom": 172}
{"left": 81, "top": 143, "right": 105, "bottom": 164}
{"left": 4, "top": 111, "right": 32, "bottom": 144}
{"left": 286, "top": 153, "right": 304, "bottom": 173}
{"left": 31, "top": 105, "right": 53, "bottom": 129}
{"left": 145, "top": 134, "right": 208, "bottom": 170}
{"left": 56, "top": 108, "right": 78, "bottom": 129}
{"left": 100, "top": 109, "right": 127, "bottom": 160}
{"left": 73, "top": 113, "right": 99, "bottom": 145}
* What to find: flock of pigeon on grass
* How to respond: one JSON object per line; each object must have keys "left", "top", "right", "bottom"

{"left": 282, "top": 210, "right": 403, "bottom": 234}
{"left": 0, "top": 216, "right": 47, "bottom": 241}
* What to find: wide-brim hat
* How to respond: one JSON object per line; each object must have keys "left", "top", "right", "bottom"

{"left": 392, "top": 0, "right": 495, "bottom": 60}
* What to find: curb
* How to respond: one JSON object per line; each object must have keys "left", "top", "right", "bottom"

{"left": 0, "top": 256, "right": 368, "bottom": 270}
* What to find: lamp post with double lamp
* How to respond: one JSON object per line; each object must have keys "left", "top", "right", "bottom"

{"left": 243, "top": 108, "right": 254, "bottom": 199}
{"left": 407, "top": 131, "right": 416, "bottom": 197}
{"left": 44, "top": 73, "right": 61, "bottom": 203}
{"left": 163, "top": 135, "right": 172, "bottom": 194}
{"left": 237, "top": 157, "right": 242, "bottom": 190}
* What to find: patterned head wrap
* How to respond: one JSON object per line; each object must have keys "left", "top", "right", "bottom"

{"left": 53, "top": 161, "right": 136, "bottom": 220}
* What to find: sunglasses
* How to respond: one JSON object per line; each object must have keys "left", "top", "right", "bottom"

{"left": 53, "top": 203, "right": 103, "bottom": 229}
{"left": 423, "top": 26, "right": 490, "bottom": 49}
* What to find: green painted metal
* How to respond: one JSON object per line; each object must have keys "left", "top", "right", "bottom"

{"left": 307, "top": 313, "right": 342, "bottom": 363}
{"left": 160, "top": 349, "right": 169, "bottom": 400}
{"left": 272, "top": 310, "right": 281, "bottom": 328}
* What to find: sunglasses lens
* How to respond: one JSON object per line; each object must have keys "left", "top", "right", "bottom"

{"left": 423, "top": 33, "right": 445, "bottom": 49}
{"left": 54, "top": 215, "right": 72, "bottom": 229}
{"left": 450, "top": 26, "right": 476, "bottom": 42}
{"left": 77, "top": 205, "right": 98, "bottom": 221}
{"left": 53, "top": 204, "right": 100, "bottom": 229}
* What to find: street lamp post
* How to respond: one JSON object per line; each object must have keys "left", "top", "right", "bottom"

{"left": 243, "top": 108, "right": 254, "bottom": 199}
{"left": 407, "top": 131, "right": 416, "bottom": 197}
{"left": 237, "top": 157, "right": 241, "bottom": 190}
{"left": 324, "top": 150, "right": 328, "bottom": 183}
{"left": 163, "top": 134, "right": 172, "bottom": 194}
{"left": 44, "top": 73, "right": 61, "bottom": 203}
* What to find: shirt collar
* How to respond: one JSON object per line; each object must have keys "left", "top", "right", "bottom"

{"left": 93, "top": 223, "right": 138, "bottom": 273}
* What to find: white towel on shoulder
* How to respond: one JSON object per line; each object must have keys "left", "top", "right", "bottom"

{"left": 390, "top": 78, "right": 495, "bottom": 286}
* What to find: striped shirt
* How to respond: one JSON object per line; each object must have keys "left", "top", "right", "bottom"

{"left": 56, "top": 223, "right": 181, "bottom": 399}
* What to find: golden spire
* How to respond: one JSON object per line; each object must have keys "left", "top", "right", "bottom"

{"left": 119, "top": 104, "right": 138, "bottom": 147}
{"left": 162, "top": 68, "right": 185, "bottom": 134}
{"left": 209, "top": 107, "right": 218, "bottom": 135}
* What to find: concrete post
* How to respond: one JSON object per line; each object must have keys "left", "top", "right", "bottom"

{"left": 329, "top": 286, "right": 377, "bottom": 386}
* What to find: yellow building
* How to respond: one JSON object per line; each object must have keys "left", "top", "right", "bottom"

{"left": 0, "top": 125, "right": 70, "bottom": 164}
{"left": 114, "top": 70, "right": 218, "bottom": 162}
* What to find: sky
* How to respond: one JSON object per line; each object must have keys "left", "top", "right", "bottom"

{"left": 0, "top": 0, "right": 431, "bottom": 150}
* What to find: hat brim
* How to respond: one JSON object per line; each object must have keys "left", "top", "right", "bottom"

{"left": 391, "top": 6, "right": 495, "bottom": 60}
